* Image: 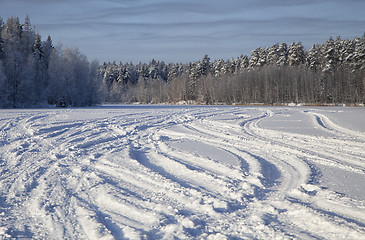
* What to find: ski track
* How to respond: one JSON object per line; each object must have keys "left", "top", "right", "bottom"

{"left": 0, "top": 106, "right": 364, "bottom": 239}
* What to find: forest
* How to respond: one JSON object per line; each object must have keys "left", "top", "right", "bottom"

{"left": 0, "top": 16, "right": 364, "bottom": 108}
{"left": 100, "top": 36, "right": 365, "bottom": 105}
{"left": 0, "top": 16, "right": 103, "bottom": 108}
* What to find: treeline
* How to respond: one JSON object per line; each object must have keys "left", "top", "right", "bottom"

{"left": 0, "top": 16, "right": 104, "bottom": 108}
{"left": 1, "top": 15, "right": 364, "bottom": 108}
{"left": 100, "top": 35, "right": 365, "bottom": 105}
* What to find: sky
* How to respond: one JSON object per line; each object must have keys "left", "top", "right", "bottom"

{"left": 1, "top": 0, "right": 365, "bottom": 63}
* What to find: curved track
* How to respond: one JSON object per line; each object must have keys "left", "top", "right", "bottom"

{"left": 0, "top": 106, "right": 364, "bottom": 239}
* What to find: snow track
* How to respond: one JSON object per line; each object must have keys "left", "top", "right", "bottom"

{"left": 0, "top": 106, "right": 364, "bottom": 239}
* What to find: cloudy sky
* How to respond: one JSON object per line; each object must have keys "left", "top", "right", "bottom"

{"left": 1, "top": 0, "right": 364, "bottom": 63}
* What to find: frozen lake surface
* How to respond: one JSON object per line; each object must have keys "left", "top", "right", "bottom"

{"left": 0, "top": 105, "right": 364, "bottom": 239}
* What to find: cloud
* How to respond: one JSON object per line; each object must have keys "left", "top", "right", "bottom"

{"left": 1, "top": 0, "right": 364, "bottom": 63}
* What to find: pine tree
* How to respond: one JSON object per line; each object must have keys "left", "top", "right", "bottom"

{"left": 32, "top": 33, "right": 48, "bottom": 103}
{"left": 288, "top": 42, "right": 306, "bottom": 66}
{"left": 42, "top": 35, "right": 53, "bottom": 68}
{"left": 201, "top": 54, "right": 211, "bottom": 76}
{"left": 351, "top": 35, "right": 365, "bottom": 71}
{"left": 0, "top": 19, "right": 6, "bottom": 107}
{"left": 321, "top": 37, "right": 338, "bottom": 74}
{"left": 168, "top": 63, "right": 184, "bottom": 81}
{"left": 47, "top": 45, "right": 65, "bottom": 106}
{"left": 307, "top": 44, "right": 322, "bottom": 72}
{"left": 238, "top": 55, "right": 249, "bottom": 71}
{"left": 226, "top": 58, "right": 236, "bottom": 74}
{"left": 0, "top": 17, "right": 4, "bottom": 60}
{"left": 33, "top": 33, "right": 43, "bottom": 58}
{"left": 89, "top": 60, "right": 105, "bottom": 104}
{"left": 1, "top": 16, "right": 24, "bottom": 107}
{"left": 21, "top": 14, "right": 35, "bottom": 57}
{"left": 277, "top": 43, "right": 288, "bottom": 66}
{"left": 249, "top": 47, "right": 267, "bottom": 70}
{"left": 137, "top": 63, "right": 149, "bottom": 80}
{"left": 266, "top": 43, "right": 279, "bottom": 65}
{"left": 213, "top": 59, "right": 224, "bottom": 76}
{"left": 339, "top": 39, "right": 355, "bottom": 67}
{"left": 0, "top": 61, "right": 9, "bottom": 107}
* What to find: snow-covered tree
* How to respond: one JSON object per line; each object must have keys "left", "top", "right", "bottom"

{"left": 21, "top": 14, "right": 35, "bottom": 57}
{"left": 42, "top": 35, "right": 53, "bottom": 67}
{"left": 0, "top": 17, "right": 4, "bottom": 60}
{"left": 89, "top": 60, "right": 105, "bottom": 104}
{"left": 0, "top": 15, "right": 104, "bottom": 108}
{"left": 288, "top": 42, "right": 306, "bottom": 66}
{"left": 91, "top": 31, "right": 365, "bottom": 105}
{"left": 226, "top": 58, "right": 236, "bottom": 74}
{"left": 321, "top": 37, "right": 338, "bottom": 74}
{"left": 213, "top": 59, "right": 224, "bottom": 76}
{"left": 277, "top": 43, "right": 288, "bottom": 66}
{"left": 47, "top": 45, "right": 66, "bottom": 106}
{"left": 238, "top": 55, "right": 249, "bottom": 71}
{"left": 148, "top": 59, "right": 159, "bottom": 79}
{"left": 249, "top": 47, "right": 267, "bottom": 70}
{"left": 1, "top": 16, "right": 24, "bottom": 107}
{"left": 307, "top": 44, "right": 322, "bottom": 72}
{"left": 32, "top": 33, "right": 48, "bottom": 103}
{"left": 47, "top": 45, "right": 98, "bottom": 107}
{"left": 351, "top": 35, "right": 365, "bottom": 71}
{"left": 167, "top": 63, "right": 184, "bottom": 81}
{"left": 201, "top": 54, "right": 211, "bottom": 76}
{"left": 266, "top": 43, "right": 279, "bottom": 65}
{"left": 0, "top": 61, "right": 10, "bottom": 107}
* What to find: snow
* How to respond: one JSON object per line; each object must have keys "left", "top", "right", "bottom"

{"left": 0, "top": 105, "right": 364, "bottom": 239}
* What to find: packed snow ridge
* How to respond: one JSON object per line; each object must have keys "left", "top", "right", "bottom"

{"left": 0, "top": 105, "right": 364, "bottom": 239}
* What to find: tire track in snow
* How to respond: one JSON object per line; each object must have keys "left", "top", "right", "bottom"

{"left": 0, "top": 106, "right": 364, "bottom": 239}
{"left": 0, "top": 111, "right": 71, "bottom": 238}
{"left": 243, "top": 109, "right": 365, "bottom": 174}
{"left": 99, "top": 108, "right": 285, "bottom": 238}
{"left": 161, "top": 107, "right": 365, "bottom": 238}
{"left": 305, "top": 110, "right": 365, "bottom": 141}
{"left": 128, "top": 108, "right": 306, "bottom": 238}
{"left": 236, "top": 108, "right": 365, "bottom": 237}
{"left": 1, "top": 110, "right": 137, "bottom": 238}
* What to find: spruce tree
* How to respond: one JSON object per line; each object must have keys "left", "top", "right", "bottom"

{"left": 0, "top": 17, "right": 4, "bottom": 60}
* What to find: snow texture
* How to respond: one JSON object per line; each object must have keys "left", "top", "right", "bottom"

{"left": 0, "top": 105, "right": 364, "bottom": 239}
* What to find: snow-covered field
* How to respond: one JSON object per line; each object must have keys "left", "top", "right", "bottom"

{"left": 0, "top": 105, "right": 364, "bottom": 239}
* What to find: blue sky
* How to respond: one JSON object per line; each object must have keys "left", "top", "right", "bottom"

{"left": 1, "top": 0, "right": 364, "bottom": 63}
